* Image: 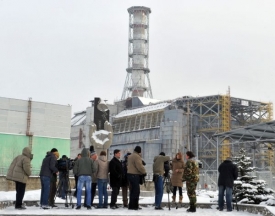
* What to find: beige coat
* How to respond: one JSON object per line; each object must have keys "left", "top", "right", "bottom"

{"left": 127, "top": 151, "right": 146, "bottom": 175}
{"left": 171, "top": 159, "right": 185, "bottom": 187}
{"left": 96, "top": 156, "right": 109, "bottom": 179}
{"left": 6, "top": 147, "right": 32, "bottom": 184}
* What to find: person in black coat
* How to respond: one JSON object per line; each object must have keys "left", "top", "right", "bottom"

{"left": 218, "top": 157, "right": 238, "bottom": 212}
{"left": 39, "top": 148, "right": 59, "bottom": 209}
{"left": 121, "top": 152, "right": 131, "bottom": 207}
{"left": 109, "top": 149, "right": 123, "bottom": 209}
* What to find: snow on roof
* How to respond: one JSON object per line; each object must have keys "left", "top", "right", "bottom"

{"left": 71, "top": 112, "right": 86, "bottom": 126}
{"left": 115, "top": 102, "right": 170, "bottom": 118}
{"left": 137, "top": 97, "right": 161, "bottom": 105}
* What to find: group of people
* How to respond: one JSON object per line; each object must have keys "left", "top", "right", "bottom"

{"left": 153, "top": 151, "right": 200, "bottom": 212}
{"left": 6, "top": 144, "right": 238, "bottom": 212}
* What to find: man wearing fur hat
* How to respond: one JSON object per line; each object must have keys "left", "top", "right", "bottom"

{"left": 6, "top": 147, "right": 33, "bottom": 210}
{"left": 127, "top": 146, "right": 146, "bottom": 210}
{"left": 39, "top": 148, "right": 59, "bottom": 209}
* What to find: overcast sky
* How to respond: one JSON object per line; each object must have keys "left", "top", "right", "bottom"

{"left": 1, "top": 0, "right": 275, "bottom": 115}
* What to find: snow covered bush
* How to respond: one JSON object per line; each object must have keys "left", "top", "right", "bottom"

{"left": 233, "top": 148, "right": 274, "bottom": 204}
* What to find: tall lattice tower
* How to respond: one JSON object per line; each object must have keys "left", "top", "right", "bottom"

{"left": 121, "top": 6, "right": 153, "bottom": 100}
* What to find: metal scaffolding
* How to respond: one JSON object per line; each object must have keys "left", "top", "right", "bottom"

{"left": 173, "top": 95, "right": 273, "bottom": 185}
{"left": 214, "top": 121, "right": 275, "bottom": 174}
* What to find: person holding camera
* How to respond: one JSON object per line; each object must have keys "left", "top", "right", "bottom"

{"left": 48, "top": 150, "right": 60, "bottom": 208}
{"left": 183, "top": 151, "right": 199, "bottom": 213}
{"left": 171, "top": 152, "right": 185, "bottom": 204}
{"left": 57, "top": 155, "right": 73, "bottom": 200}
{"left": 153, "top": 152, "right": 170, "bottom": 210}
{"left": 127, "top": 146, "right": 146, "bottom": 210}
{"left": 39, "top": 148, "right": 59, "bottom": 209}
{"left": 73, "top": 148, "right": 95, "bottom": 209}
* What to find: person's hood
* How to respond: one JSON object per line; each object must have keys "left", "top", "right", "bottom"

{"left": 22, "top": 147, "right": 33, "bottom": 160}
{"left": 99, "top": 155, "right": 107, "bottom": 162}
{"left": 81, "top": 148, "right": 89, "bottom": 158}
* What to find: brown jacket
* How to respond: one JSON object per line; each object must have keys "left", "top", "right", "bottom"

{"left": 171, "top": 158, "right": 185, "bottom": 187}
{"left": 96, "top": 155, "right": 109, "bottom": 179}
{"left": 153, "top": 155, "right": 170, "bottom": 175}
{"left": 127, "top": 151, "right": 146, "bottom": 175}
{"left": 6, "top": 147, "right": 33, "bottom": 184}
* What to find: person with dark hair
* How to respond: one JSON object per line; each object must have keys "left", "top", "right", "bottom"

{"left": 153, "top": 152, "right": 170, "bottom": 210}
{"left": 48, "top": 150, "right": 60, "bottom": 208}
{"left": 121, "top": 152, "right": 131, "bottom": 207}
{"left": 73, "top": 153, "right": 81, "bottom": 197}
{"left": 218, "top": 157, "right": 238, "bottom": 212}
{"left": 73, "top": 148, "right": 95, "bottom": 210}
{"left": 57, "top": 155, "right": 70, "bottom": 201}
{"left": 96, "top": 150, "right": 109, "bottom": 208}
{"left": 171, "top": 152, "right": 185, "bottom": 204}
{"left": 127, "top": 146, "right": 146, "bottom": 210}
{"left": 6, "top": 147, "right": 33, "bottom": 210}
{"left": 39, "top": 148, "right": 59, "bottom": 209}
{"left": 109, "top": 149, "right": 123, "bottom": 209}
{"left": 183, "top": 151, "right": 199, "bottom": 212}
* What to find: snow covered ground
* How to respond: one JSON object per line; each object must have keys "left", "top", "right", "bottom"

{"left": 0, "top": 189, "right": 273, "bottom": 215}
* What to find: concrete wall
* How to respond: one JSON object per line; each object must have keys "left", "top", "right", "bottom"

{"left": 0, "top": 176, "right": 75, "bottom": 192}
{"left": 0, "top": 97, "right": 71, "bottom": 172}
{"left": 0, "top": 97, "right": 71, "bottom": 138}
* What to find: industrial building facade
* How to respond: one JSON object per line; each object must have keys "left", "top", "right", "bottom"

{"left": 108, "top": 95, "right": 274, "bottom": 187}
{"left": 0, "top": 97, "right": 71, "bottom": 175}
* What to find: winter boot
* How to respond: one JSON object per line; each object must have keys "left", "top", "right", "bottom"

{"left": 123, "top": 199, "right": 128, "bottom": 208}
{"left": 172, "top": 196, "right": 176, "bottom": 203}
{"left": 187, "top": 205, "right": 196, "bottom": 212}
{"left": 179, "top": 196, "right": 183, "bottom": 203}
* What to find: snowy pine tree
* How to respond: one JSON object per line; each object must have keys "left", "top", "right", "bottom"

{"left": 233, "top": 148, "right": 274, "bottom": 204}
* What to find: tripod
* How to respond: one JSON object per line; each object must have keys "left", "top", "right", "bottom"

{"left": 163, "top": 173, "right": 173, "bottom": 210}
{"left": 55, "top": 160, "right": 75, "bottom": 208}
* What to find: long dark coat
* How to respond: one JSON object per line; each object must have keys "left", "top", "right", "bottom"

{"left": 109, "top": 156, "right": 123, "bottom": 188}
{"left": 218, "top": 160, "right": 238, "bottom": 188}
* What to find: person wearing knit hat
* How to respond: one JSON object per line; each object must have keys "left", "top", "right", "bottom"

{"left": 39, "top": 149, "right": 59, "bottom": 209}
{"left": 134, "top": 146, "right": 141, "bottom": 154}
{"left": 127, "top": 146, "right": 146, "bottom": 210}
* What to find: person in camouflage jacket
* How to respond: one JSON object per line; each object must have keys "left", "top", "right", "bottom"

{"left": 183, "top": 151, "right": 199, "bottom": 213}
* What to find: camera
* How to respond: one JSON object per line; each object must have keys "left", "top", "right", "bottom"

{"left": 198, "top": 160, "right": 203, "bottom": 169}
{"left": 57, "top": 155, "right": 75, "bottom": 171}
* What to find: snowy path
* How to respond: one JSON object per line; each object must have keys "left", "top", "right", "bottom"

{"left": 0, "top": 205, "right": 260, "bottom": 216}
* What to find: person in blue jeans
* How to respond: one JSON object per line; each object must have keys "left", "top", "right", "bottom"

{"left": 218, "top": 157, "right": 238, "bottom": 211}
{"left": 153, "top": 152, "right": 170, "bottom": 210}
{"left": 39, "top": 148, "right": 59, "bottom": 209}
{"left": 73, "top": 148, "right": 95, "bottom": 210}
{"left": 96, "top": 151, "right": 109, "bottom": 208}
